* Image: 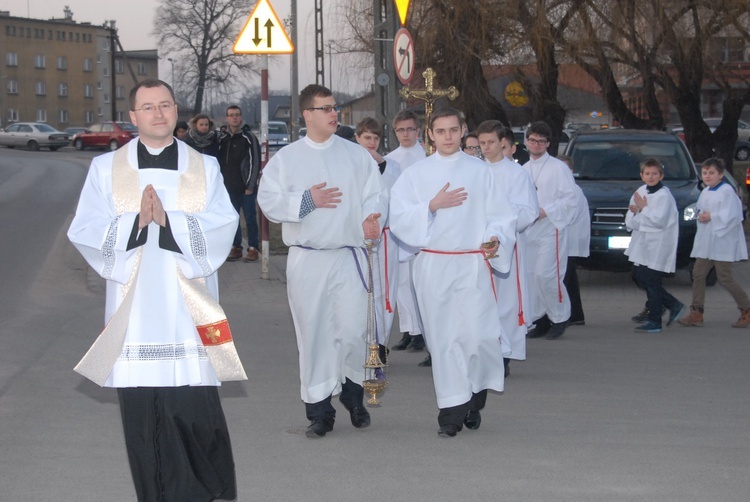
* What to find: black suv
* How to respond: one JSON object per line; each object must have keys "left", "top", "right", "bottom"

{"left": 564, "top": 129, "right": 700, "bottom": 270}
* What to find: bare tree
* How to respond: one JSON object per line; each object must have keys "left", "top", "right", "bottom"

{"left": 154, "top": 0, "right": 257, "bottom": 115}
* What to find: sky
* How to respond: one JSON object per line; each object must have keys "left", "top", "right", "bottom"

{"left": 1, "top": 0, "right": 371, "bottom": 95}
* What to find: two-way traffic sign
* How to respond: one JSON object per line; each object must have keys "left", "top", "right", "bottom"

{"left": 234, "top": 0, "right": 294, "bottom": 54}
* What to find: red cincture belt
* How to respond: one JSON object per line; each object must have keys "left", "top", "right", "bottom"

{"left": 382, "top": 227, "right": 392, "bottom": 313}
{"left": 420, "top": 248, "right": 497, "bottom": 302}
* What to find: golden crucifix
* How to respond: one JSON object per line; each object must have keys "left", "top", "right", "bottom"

{"left": 399, "top": 67, "right": 460, "bottom": 155}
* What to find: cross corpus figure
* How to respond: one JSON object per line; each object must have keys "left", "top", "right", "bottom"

{"left": 399, "top": 67, "right": 460, "bottom": 155}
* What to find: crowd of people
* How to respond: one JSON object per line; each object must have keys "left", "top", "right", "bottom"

{"left": 66, "top": 78, "right": 750, "bottom": 501}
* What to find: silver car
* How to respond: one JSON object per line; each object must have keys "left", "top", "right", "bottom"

{"left": 0, "top": 122, "right": 69, "bottom": 151}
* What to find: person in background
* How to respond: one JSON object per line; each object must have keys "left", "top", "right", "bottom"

{"left": 173, "top": 120, "right": 188, "bottom": 140}
{"left": 219, "top": 105, "right": 262, "bottom": 263}
{"left": 678, "top": 157, "right": 750, "bottom": 328}
{"left": 184, "top": 113, "right": 219, "bottom": 158}
{"left": 463, "top": 131, "right": 483, "bottom": 159}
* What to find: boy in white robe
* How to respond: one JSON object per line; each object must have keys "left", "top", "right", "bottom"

{"left": 390, "top": 108, "right": 516, "bottom": 438}
{"left": 478, "top": 120, "right": 539, "bottom": 377}
{"left": 625, "top": 158, "right": 685, "bottom": 332}
{"left": 678, "top": 157, "right": 750, "bottom": 327}
{"left": 523, "top": 122, "right": 579, "bottom": 340}
{"left": 385, "top": 110, "right": 428, "bottom": 355}
{"left": 68, "top": 79, "right": 243, "bottom": 501}
{"left": 355, "top": 117, "right": 401, "bottom": 354}
{"left": 257, "top": 85, "right": 389, "bottom": 439}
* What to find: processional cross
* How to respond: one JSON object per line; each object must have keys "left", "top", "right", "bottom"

{"left": 399, "top": 67, "right": 460, "bottom": 155}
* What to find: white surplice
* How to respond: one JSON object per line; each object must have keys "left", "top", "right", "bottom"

{"left": 625, "top": 184, "right": 679, "bottom": 273}
{"left": 67, "top": 140, "right": 239, "bottom": 387}
{"left": 568, "top": 183, "right": 591, "bottom": 258}
{"left": 390, "top": 151, "right": 516, "bottom": 408}
{"left": 523, "top": 153, "right": 578, "bottom": 323}
{"left": 488, "top": 157, "right": 539, "bottom": 360}
{"left": 257, "top": 135, "right": 389, "bottom": 403}
{"left": 691, "top": 181, "right": 747, "bottom": 262}
{"left": 386, "top": 143, "right": 426, "bottom": 336}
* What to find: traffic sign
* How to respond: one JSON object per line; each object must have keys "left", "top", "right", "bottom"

{"left": 394, "top": 0, "right": 411, "bottom": 26}
{"left": 393, "top": 28, "right": 415, "bottom": 85}
{"left": 234, "top": 0, "right": 294, "bottom": 54}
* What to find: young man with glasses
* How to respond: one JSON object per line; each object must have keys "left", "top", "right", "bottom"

{"left": 257, "top": 84, "right": 388, "bottom": 439}
{"left": 219, "top": 105, "right": 262, "bottom": 263}
{"left": 68, "top": 79, "right": 243, "bottom": 500}
{"left": 389, "top": 108, "right": 516, "bottom": 437}
{"left": 385, "top": 110, "right": 427, "bottom": 358}
{"left": 522, "top": 121, "right": 579, "bottom": 340}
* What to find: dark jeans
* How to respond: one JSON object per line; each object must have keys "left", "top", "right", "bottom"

{"left": 305, "top": 378, "right": 364, "bottom": 425}
{"left": 634, "top": 265, "right": 681, "bottom": 325}
{"left": 243, "top": 192, "right": 259, "bottom": 249}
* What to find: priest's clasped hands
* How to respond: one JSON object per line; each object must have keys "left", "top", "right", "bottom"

{"left": 139, "top": 184, "right": 167, "bottom": 229}
{"left": 310, "top": 181, "right": 381, "bottom": 240}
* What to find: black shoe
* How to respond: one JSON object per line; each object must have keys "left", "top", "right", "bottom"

{"left": 631, "top": 307, "right": 649, "bottom": 323}
{"left": 339, "top": 395, "right": 371, "bottom": 428}
{"left": 464, "top": 410, "right": 482, "bottom": 430}
{"left": 305, "top": 419, "right": 333, "bottom": 438}
{"left": 545, "top": 321, "right": 567, "bottom": 340}
{"left": 568, "top": 319, "right": 585, "bottom": 326}
{"left": 417, "top": 354, "right": 432, "bottom": 367}
{"left": 526, "top": 325, "right": 549, "bottom": 338}
{"left": 407, "top": 334, "right": 425, "bottom": 352}
{"left": 438, "top": 424, "right": 460, "bottom": 437}
{"left": 503, "top": 357, "right": 510, "bottom": 378}
{"left": 391, "top": 333, "right": 411, "bottom": 351}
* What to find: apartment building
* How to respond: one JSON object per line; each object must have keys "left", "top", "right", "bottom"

{"left": 1, "top": 10, "right": 157, "bottom": 130}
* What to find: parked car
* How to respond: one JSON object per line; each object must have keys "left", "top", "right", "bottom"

{"left": 0, "top": 122, "right": 69, "bottom": 151}
{"left": 671, "top": 122, "right": 750, "bottom": 161}
{"left": 564, "top": 129, "right": 701, "bottom": 270}
{"left": 73, "top": 121, "right": 138, "bottom": 151}
{"left": 267, "top": 121, "right": 290, "bottom": 149}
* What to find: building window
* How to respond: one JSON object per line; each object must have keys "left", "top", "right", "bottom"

{"left": 59, "top": 110, "right": 69, "bottom": 123}
{"left": 97, "top": 81, "right": 103, "bottom": 90}
{"left": 57, "top": 56, "right": 67, "bottom": 70}
{"left": 97, "top": 107, "right": 104, "bottom": 116}
{"left": 115, "top": 60, "right": 124, "bottom": 74}
{"left": 37, "top": 109, "right": 47, "bottom": 122}
{"left": 96, "top": 54, "right": 102, "bottom": 64}
{"left": 85, "top": 110, "right": 95, "bottom": 123}
{"left": 6, "top": 52, "right": 18, "bottom": 67}
{"left": 48, "top": 30, "right": 53, "bottom": 40}
{"left": 84, "top": 84, "right": 94, "bottom": 98}
{"left": 34, "top": 54, "right": 46, "bottom": 68}
{"left": 83, "top": 58, "right": 93, "bottom": 72}
{"left": 58, "top": 83, "right": 68, "bottom": 96}
{"left": 7, "top": 80, "right": 18, "bottom": 94}
{"left": 103, "top": 67, "right": 109, "bottom": 77}
{"left": 5, "top": 25, "right": 16, "bottom": 36}
{"left": 8, "top": 108, "right": 19, "bottom": 122}
{"left": 75, "top": 33, "right": 80, "bottom": 42}
{"left": 116, "top": 86, "right": 125, "bottom": 99}
{"left": 36, "top": 82, "right": 47, "bottom": 96}
{"left": 116, "top": 111, "right": 126, "bottom": 121}
{"left": 138, "top": 62, "right": 147, "bottom": 75}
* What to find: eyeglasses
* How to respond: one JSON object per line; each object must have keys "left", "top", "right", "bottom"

{"left": 132, "top": 103, "right": 176, "bottom": 113}
{"left": 466, "top": 145, "right": 482, "bottom": 151}
{"left": 226, "top": 113, "right": 241, "bottom": 118}
{"left": 527, "top": 137, "right": 548, "bottom": 145}
{"left": 306, "top": 105, "right": 341, "bottom": 114}
{"left": 395, "top": 127, "right": 418, "bottom": 134}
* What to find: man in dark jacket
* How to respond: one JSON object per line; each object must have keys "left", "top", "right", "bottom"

{"left": 219, "top": 105, "right": 262, "bottom": 262}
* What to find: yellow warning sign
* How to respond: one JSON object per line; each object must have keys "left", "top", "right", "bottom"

{"left": 234, "top": 0, "right": 294, "bottom": 54}
{"left": 394, "top": 0, "right": 411, "bottom": 26}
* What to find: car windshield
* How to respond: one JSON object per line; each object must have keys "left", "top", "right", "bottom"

{"left": 118, "top": 122, "right": 138, "bottom": 131}
{"left": 571, "top": 140, "right": 694, "bottom": 180}
{"left": 36, "top": 124, "right": 57, "bottom": 132}
{"left": 268, "top": 124, "right": 287, "bottom": 134}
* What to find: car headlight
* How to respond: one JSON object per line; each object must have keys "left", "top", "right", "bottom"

{"left": 683, "top": 203, "right": 699, "bottom": 221}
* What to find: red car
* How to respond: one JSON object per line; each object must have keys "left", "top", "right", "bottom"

{"left": 73, "top": 121, "right": 138, "bottom": 151}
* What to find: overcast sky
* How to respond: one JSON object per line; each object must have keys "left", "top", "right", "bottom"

{"left": 1, "top": 0, "right": 371, "bottom": 95}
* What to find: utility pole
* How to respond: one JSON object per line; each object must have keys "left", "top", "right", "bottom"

{"left": 373, "top": 0, "right": 400, "bottom": 151}
{"left": 314, "top": 0, "right": 324, "bottom": 85}
{"left": 109, "top": 21, "right": 118, "bottom": 121}
{"left": 290, "top": 0, "right": 299, "bottom": 141}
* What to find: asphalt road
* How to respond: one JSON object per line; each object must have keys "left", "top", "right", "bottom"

{"left": 1, "top": 146, "right": 749, "bottom": 501}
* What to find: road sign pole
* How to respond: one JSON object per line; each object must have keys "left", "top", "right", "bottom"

{"left": 260, "top": 54, "right": 270, "bottom": 280}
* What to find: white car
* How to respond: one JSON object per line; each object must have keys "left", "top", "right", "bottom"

{"left": 0, "top": 122, "right": 69, "bottom": 151}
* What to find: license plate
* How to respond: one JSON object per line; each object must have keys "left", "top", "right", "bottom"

{"left": 608, "top": 236, "right": 631, "bottom": 249}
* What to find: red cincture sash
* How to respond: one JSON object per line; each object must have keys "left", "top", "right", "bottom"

{"left": 420, "top": 248, "right": 497, "bottom": 302}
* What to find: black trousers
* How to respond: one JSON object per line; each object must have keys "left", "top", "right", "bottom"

{"left": 438, "top": 390, "right": 487, "bottom": 427}
{"left": 118, "top": 386, "right": 237, "bottom": 502}
{"left": 564, "top": 257, "right": 585, "bottom": 323}
{"left": 305, "top": 378, "right": 364, "bottom": 425}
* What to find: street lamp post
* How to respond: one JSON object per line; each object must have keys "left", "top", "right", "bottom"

{"left": 327, "top": 40, "right": 334, "bottom": 93}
